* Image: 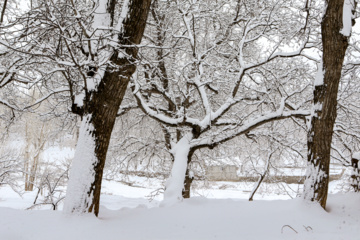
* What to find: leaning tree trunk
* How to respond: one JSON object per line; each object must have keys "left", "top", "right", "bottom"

{"left": 303, "top": 0, "right": 355, "bottom": 209}
{"left": 64, "top": 0, "right": 151, "bottom": 217}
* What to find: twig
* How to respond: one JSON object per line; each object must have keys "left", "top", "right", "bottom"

{"left": 281, "top": 225, "right": 298, "bottom": 234}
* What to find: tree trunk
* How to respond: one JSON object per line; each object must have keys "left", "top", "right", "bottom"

{"left": 182, "top": 168, "right": 193, "bottom": 199}
{"left": 0, "top": 0, "right": 8, "bottom": 24}
{"left": 24, "top": 149, "right": 30, "bottom": 191}
{"left": 303, "top": 0, "right": 354, "bottom": 209}
{"left": 182, "top": 148, "right": 195, "bottom": 199}
{"left": 161, "top": 133, "right": 193, "bottom": 206}
{"left": 350, "top": 158, "right": 359, "bottom": 192}
{"left": 64, "top": 0, "right": 151, "bottom": 216}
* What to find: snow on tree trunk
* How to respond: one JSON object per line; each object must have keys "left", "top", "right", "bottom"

{"left": 64, "top": 115, "right": 97, "bottom": 214}
{"left": 340, "top": 0, "right": 355, "bottom": 36}
{"left": 161, "top": 133, "right": 193, "bottom": 207}
{"left": 303, "top": 0, "right": 356, "bottom": 209}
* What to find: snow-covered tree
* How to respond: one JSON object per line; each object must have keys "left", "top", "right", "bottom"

{"left": 0, "top": 0, "right": 152, "bottom": 216}
{"left": 133, "top": 0, "right": 313, "bottom": 205}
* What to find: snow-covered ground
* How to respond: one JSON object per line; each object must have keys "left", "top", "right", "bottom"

{"left": 0, "top": 177, "right": 359, "bottom": 240}
{"left": 0, "top": 139, "right": 357, "bottom": 239}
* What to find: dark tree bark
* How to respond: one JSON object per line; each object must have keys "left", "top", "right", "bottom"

{"left": 304, "top": 0, "right": 356, "bottom": 209}
{"left": 181, "top": 126, "right": 203, "bottom": 199}
{"left": 351, "top": 157, "right": 359, "bottom": 192}
{"left": 182, "top": 168, "right": 194, "bottom": 198}
{"left": 66, "top": 0, "right": 152, "bottom": 216}
{"left": 0, "top": 0, "right": 8, "bottom": 24}
{"left": 182, "top": 149, "right": 195, "bottom": 199}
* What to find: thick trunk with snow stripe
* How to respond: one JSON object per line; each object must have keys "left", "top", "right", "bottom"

{"left": 63, "top": 115, "right": 97, "bottom": 214}
{"left": 303, "top": 0, "right": 355, "bottom": 209}
{"left": 64, "top": 0, "right": 151, "bottom": 216}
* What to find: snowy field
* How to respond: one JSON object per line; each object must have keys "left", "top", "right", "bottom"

{"left": 0, "top": 178, "right": 359, "bottom": 240}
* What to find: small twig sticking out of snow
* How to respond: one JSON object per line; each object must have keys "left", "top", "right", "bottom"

{"left": 303, "top": 225, "right": 313, "bottom": 232}
{"left": 281, "top": 225, "right": 298, "bottom": 234}
{"left": 248, "top": 150, "right": 275, "bottom": 201}
{"left": 145, "top": 187, "right": 164, "bottom": 202}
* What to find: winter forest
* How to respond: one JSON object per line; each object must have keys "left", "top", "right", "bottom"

{"left": 0, "top": 0, "right": 359, "bottom": 239}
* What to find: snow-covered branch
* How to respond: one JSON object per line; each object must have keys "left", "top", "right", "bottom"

{"left": 191, "top": 107, "right": 310, "bottom": 149}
